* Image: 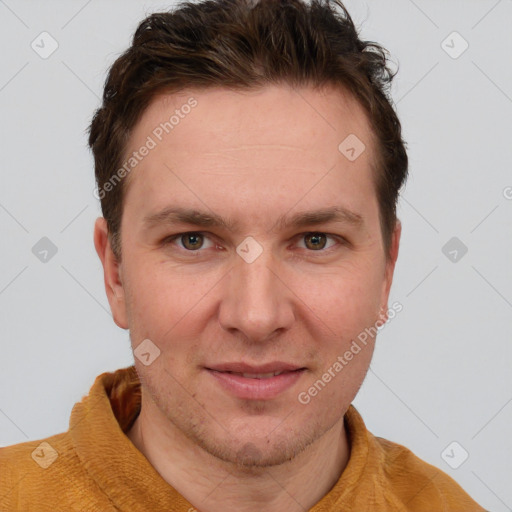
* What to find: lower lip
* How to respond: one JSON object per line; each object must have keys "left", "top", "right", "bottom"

{"left": 206, "top": 369, "right": 306, "bottom": 400}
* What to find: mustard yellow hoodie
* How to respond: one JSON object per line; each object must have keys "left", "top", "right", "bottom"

{"left": 0, "top": 366, "right": 486, "bottom": 511}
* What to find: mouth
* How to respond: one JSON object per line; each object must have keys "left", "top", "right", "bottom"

{"left": 205, "top": 361, "right": 305, "bottom": 374}
{"left": 204, "top": 364, "right": 306, "bottom": 400}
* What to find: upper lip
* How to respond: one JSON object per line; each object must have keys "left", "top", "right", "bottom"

{"left": 206, "top": 362, "right": 304, "bottom": 373}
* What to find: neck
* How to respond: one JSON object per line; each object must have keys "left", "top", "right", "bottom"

{"left": 127, "top": 396, "right": 350, "bottom": 512}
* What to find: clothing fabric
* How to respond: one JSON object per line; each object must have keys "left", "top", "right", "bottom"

{"left": 0, "top": 365, "right": 486, "bottom": 511}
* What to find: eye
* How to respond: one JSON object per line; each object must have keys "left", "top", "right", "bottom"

{"left": 163, "top": 232, "right": 215, "bottom": 251}
{"left": 296, "top": 232, "right": 340, "bottom": 252}
{"left": 161, "top": 231, "right": 345, "bottom": 255}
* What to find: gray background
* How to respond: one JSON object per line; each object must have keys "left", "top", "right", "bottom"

{"left": 1, "top": 0, "right": 511, "bottom": 509}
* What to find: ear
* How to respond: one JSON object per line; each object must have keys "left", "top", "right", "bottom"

{"left": 378, "top": 219, "right": 402, "bottom": 323}
{"left": 93, "top": 217, "right": 129, "bottom": 329}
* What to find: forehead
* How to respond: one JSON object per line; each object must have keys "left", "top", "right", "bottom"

{"left": 126, "top": 83, "right": 375, "bottom": 164}
{"left": 121, "top": 84, "right": 378, "bottom": 221}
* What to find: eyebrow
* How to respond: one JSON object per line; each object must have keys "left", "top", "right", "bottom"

{"left": 142, "top": 205, "right": 364, "bottom": 232}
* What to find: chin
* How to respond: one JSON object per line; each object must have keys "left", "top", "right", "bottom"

{"left": 189, "top": 418, "right": 324, "bottom": 470}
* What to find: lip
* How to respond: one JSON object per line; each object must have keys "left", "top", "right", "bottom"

{"left": 205, "top": 365, "right": 306, "bottom": 400}
{"left": 206, "top": 362, "right": 303, "bottom": 374}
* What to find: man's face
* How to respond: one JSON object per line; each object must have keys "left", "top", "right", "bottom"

{"left": 99, "top": 84, "right": 400, "bottom": 467}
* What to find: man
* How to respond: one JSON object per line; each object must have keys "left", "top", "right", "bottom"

{"left": 0, "top": 0, "right": 486, "bottom": 510}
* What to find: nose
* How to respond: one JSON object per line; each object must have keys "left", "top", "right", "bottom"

{"left": 218, "top": 244, "right": 295, "bottom": 343}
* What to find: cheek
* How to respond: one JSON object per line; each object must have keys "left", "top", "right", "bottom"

{"left": 122, "top": 261, "right": 177, "bottom": 339}
{"left": 295, "top": 267, "right": 382, "bottom": 332}
{"left": 293, "top": 269, "right": 381, "bottom": 394}
{"left": 123, "top": 260, "right": 216, "bottom": 363}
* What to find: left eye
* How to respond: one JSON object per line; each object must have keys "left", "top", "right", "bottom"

{"left": 297, "top": 232, "right": 337, "bottom": 251}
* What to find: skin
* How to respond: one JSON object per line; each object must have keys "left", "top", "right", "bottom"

{"left": 94, "top": 84, "right": 401, "bottom": 512}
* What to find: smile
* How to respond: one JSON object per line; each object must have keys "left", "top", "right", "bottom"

{"left": 205, "top": 368, "right": 306, "bottom": 400}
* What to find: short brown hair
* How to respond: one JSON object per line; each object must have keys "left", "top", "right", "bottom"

{"left": 88, "top": 0, "right": 408, "bottom": 261}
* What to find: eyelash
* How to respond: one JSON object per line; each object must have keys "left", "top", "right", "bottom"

{"left": 161, "top": 231, "right": 347, "bottom": 257}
